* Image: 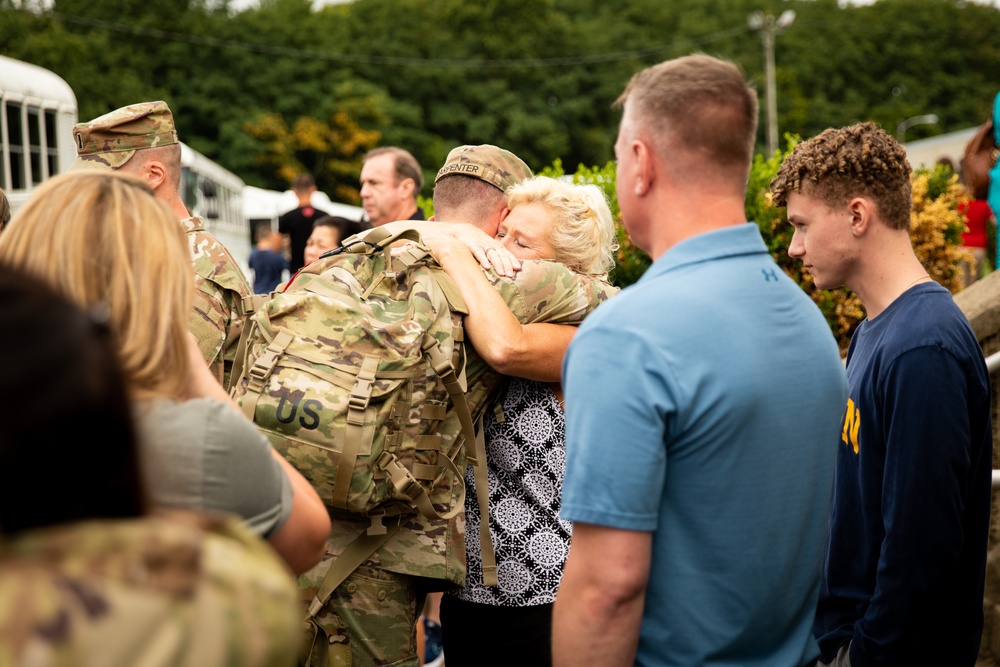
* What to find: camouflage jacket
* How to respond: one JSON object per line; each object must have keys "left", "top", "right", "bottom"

{"left": 320, "top": 260, "right": 619, "bottom": 588}
{"left": 183, "top": 216, "right": 252, "bottom": 389}
{"left": 0, "top": 511, "right": 300, "bottom": 667}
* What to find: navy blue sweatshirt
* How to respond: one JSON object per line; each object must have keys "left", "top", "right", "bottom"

{"left": 814, "top": 283, "right": 992, "bottom": 666}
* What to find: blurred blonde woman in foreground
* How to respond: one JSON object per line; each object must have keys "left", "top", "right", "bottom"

{"left": 0, "top": 260, "right": 302, "bottom": 667}
{"left": 0, "top": 170, "right": 330, "bottom": 576}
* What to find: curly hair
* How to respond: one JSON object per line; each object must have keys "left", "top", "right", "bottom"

{"left": 506, "top": 176, "right": 619, "bottom": 275}
{"left": 770, "top": 121, "right": 912, "bottom": 230}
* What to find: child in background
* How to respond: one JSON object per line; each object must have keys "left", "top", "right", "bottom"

{"left": 250, "top": 223, "right": 289, "bottom": 294}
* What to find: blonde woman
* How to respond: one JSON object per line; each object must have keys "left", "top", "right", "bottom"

{"left": 419, "top": 175, "right": 620, "bottom": 667}
{"left": 0, "top": 262, "right": 302, "bottom": 667}
{"left": 500, "top": 175, "right": 618, "bottom": 274}
{"left": 0, "top": 170, "right": 330, "bottom": 575}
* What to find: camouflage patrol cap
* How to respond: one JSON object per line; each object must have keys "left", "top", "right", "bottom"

{"left": 72, "top": 101, "right": 178, "bottom": 171}
{"left": 434, "top": 144, "right": 532, "bottom": 192}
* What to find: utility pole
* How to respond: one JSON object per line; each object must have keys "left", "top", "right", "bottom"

{"left": 748, "top": 10, "right": 796, "bottom": 156}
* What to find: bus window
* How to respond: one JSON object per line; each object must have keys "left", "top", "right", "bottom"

{"left": 28, "top": 107, "right": 43, "bottom": 185}
{"left": 181, "top": 167, "right": 198, "bottom": 213}
{"left": 0, "top": 56, "right": 79, "bottom": 214}
{"left": 5, "top": 102, "right": 24, "bottom": 190}
{"left": 45, "top": 109, "right": 58, "bottom": 178}
{"left": 202, "top": 178, "right": 219, "bottom": 219}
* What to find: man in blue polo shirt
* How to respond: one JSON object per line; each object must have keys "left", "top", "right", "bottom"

{"left": 552, "top": 54, "right": 848, "bottom": 667}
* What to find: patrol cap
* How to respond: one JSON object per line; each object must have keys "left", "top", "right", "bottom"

{"left": 434, "top": 144, "right": 532, "bottom": 192}
{"left": 72, "top": 101, "right": 178, "bottom": 171}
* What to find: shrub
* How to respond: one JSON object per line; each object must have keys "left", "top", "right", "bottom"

{"left": 559, "top": 142, "right": 971, "bottom": 354}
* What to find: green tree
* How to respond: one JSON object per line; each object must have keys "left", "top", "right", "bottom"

{"left": 243, "top": 105, "right": 381, "bottom": 202}
{"left": 4, "top": 0, "right": 1000, "bottom": 206}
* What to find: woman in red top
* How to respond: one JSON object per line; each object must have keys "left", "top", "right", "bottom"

{"left": 959, "top": 198, "right": 994, "bottom": 286}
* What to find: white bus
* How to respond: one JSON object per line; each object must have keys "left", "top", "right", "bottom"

{"left": 0, "top": 55, "right": 252, "bottom": 271}
{"left": 0, "top": 54, "right": 78, "bottom": 214}
{"left": 179, "top": 141, "right": 252, "bottom": 274}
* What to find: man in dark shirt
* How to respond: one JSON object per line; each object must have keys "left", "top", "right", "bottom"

{"left": 279, "top": 173, "right": 327, "bottom": 273}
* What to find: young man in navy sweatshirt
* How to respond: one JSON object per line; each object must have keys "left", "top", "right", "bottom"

{"left": 771, "top": 121, "right": 993, "bottom": 667}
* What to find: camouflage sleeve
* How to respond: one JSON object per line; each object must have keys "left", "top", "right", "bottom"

{"left": 188, "top": 230, "right": 252, "bottom": 387}
{"left": 190, "top": 278, "right": 229, "bottom": 383}
{"left": 489, "top": 260, "right": 619, "bottom": 325}
{"left": 0, "top": 512, "right": 300, "bottom": 667}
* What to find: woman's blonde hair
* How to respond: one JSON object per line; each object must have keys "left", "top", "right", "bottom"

{"left": 0, "top": 170, "right": 193, "bottom": 399}
{"left": 505, "top": 176, "right": 618, "bottom": 275}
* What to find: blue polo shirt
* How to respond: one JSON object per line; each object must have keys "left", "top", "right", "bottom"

{"left": 562, "top": 223, "right": 847, "bottom": 667}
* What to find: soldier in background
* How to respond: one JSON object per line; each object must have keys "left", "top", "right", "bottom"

{"left": 72, "top": 100, "right": 252, "bottom": 389}
{"left": 0, "top": 262, "right": 301, "bottom": 667}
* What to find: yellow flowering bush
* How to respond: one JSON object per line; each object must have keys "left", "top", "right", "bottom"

{"left": 909, "top": 166, "right": 972, "bottom": 294}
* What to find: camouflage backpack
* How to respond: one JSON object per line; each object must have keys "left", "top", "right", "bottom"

{"left": 229, "top": 225, "right": 499, "bottom": 604}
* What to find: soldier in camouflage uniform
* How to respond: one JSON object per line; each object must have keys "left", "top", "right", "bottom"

{"left": 0, "top": 262, "right": 300, "bottom": 667}
{"left": 72, "top": 101, "right": 252, "bottom": 388}
{"left": 299, "top": 145, "right": 617, "bottom": 666}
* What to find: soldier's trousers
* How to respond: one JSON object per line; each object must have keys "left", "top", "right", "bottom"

{"left": 300, "top": 559, "right": 421, "bottom": 667}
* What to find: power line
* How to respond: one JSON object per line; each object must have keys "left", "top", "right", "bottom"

{"left": 50, "top": 11, "right": 753, "bottom": 69}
